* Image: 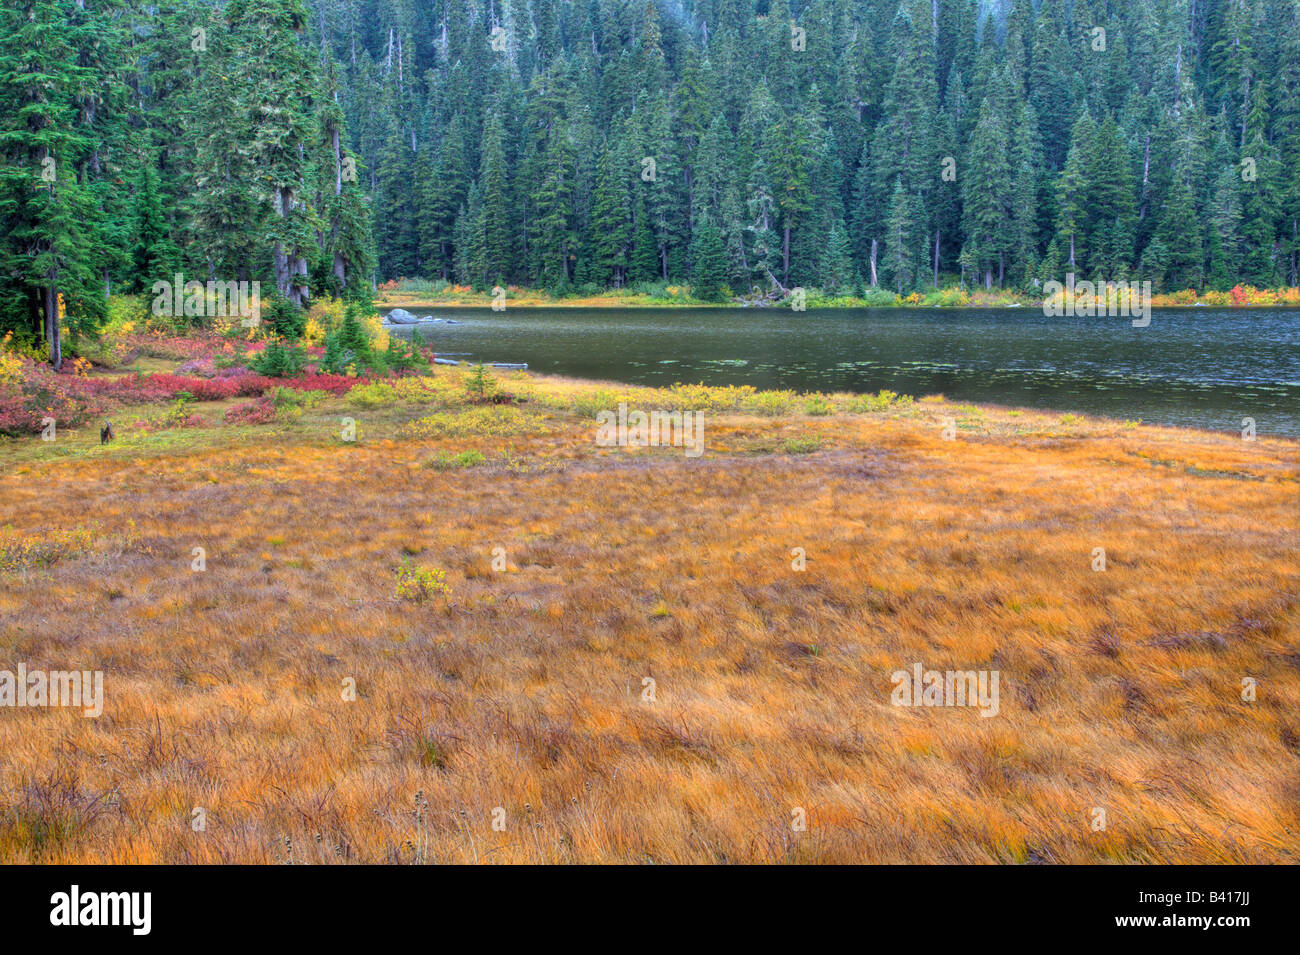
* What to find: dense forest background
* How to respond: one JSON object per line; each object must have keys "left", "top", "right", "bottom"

{"left": 2, "top": 0, "right": 1300, "bottom": 348}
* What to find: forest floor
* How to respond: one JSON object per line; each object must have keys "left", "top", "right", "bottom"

{"left": 1, "top": 359, "right": 1297, "bottom": 862}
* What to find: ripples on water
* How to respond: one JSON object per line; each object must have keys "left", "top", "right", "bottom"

{"left": 384, "top": 306, "right": 1300, "bottom": 437}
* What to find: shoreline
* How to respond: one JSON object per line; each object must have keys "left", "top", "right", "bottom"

{"left": 5, "top": 362, "right": 1296, "bottom": 452}
{"left": 376, "top": 292, "right": 1300, "bottom": 311}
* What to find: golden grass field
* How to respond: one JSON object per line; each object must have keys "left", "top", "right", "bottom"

{"left": 0, "top": 365, "right": 1297, "bottom": 863}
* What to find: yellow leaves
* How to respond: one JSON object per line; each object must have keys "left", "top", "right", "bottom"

{"left": 0, "top": 350, "right": 26, "bottom": 387}
{"left": 394, "top": 560, "right": 451, "bottom": 602}
{"left": 0, "top": 523, "right": 101, "bottom": 573}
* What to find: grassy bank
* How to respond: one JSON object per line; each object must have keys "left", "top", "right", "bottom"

{"left": 1, "top": 352, "right": 1297, "bottom": 863}
{"left": 378, "top": 283, "right": 1033, "bottom": 309}
{"left": 377, "top": 279, "right": 1300, "bottom": 310}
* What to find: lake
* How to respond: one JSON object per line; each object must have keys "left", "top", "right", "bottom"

{"left": 383, "top": 306, "right": 1300, "bottom": 437}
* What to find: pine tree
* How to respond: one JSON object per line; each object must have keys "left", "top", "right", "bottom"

{"left": 690, "top": 221, "right": 728, "bottom": 301}
{"left": 130, "top": 166, "right": 179, "bottom": 293}
{"left": 1054, "top": 116, "right": 1094, "bottom": 275}
{"left": 1155, "top": 177, "right": 1202, "bottom": 290}
{"left": 0, "top": 0, "right": 105, "bottom": 365}
{"left": 820, "top": 219, "right": 856, "bottom": 294}
{"left": 226, "top": 0, "right": 321, "bottom": 305}
{"left": 590, "top": 141, "right": 633, "bottom": 286}
{"left": 885, "top": 180, "right": 923, "bottom": 293}
{"left": 630, "top": 191, "right": 660, "bottom": 284}
{"left": 1084, "top": 118, "right": 1137, "bottom": 279}
{"left": 962, "top": 97, "right": 1011, "bottom": 288}
{"left": 478, "top": 109, "right": 514, "bottom": 287}
{"left": 420, "top": 117, "right": 470, "bottom": 281}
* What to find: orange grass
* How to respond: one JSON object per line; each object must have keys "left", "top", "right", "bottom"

{"left": 0, "top": 374, "right": 1297, "bottom": 863}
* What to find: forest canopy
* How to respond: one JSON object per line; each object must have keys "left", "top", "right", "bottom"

{"left": 2, "top": 0, "right": 1299, "bottom": 359}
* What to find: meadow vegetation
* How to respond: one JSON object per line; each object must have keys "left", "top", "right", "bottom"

{"left": 0, "top": 331, "right": 1296, "bottom": 863}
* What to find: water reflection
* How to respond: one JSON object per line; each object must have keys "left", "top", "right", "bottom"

{"left": 384, "top": 306, "right": 1300, "bottom": 436}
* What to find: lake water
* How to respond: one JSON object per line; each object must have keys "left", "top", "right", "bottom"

{"left": 383, "top": 305, "right": 1300, "bottom": 437}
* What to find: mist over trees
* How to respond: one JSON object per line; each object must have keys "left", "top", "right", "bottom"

{"left": 2, "top": 0, "right": 1299, "bottom": 355}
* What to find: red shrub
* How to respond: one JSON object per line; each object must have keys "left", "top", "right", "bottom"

{"left": 223, "top": 398, "right": 278, "bottom": 425}
{"left": 276, "top": 372, "right": 365, "bottom": 396}
{"left": 0, "top": 360, "right": 112, "bottom": 434}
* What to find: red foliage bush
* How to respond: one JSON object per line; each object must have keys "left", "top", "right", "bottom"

{"left": 223, "top": 398, "right": 277, "bottom": 425}
{"left": 117, "top": 331, "right": 241, "bottom": 362}
{"left": 274, "top": 372, "right": 364, "bottom": 396}
{"left": 2, "top": 338, "right": 368, "bottom": 435}
{"left": 0, "top": 360, "right": 112, "bottom": 434}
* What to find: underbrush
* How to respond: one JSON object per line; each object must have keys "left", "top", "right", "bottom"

{"left": 402, "top": 405, "right": 550, "bottom": 439}
{"left": 544, "top": 380, "right": 913, "bottom": 420}
{"left": 0, "top": 521, "right": 135, "bottom": 575}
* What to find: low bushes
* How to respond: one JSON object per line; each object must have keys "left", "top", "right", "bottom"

{"left": 224, "top": 398, "right": 278, "bottom": 425}
{"left": 132, "top": 398, "right": 205, "bottom": 432}
{"left": 0, "top": 352, "right": 366, "bottom": 434}
{"left": 402, "top": 405, "right": 548, "bottom": 439}
{"left": 423, "top": 449, "right": 487, "bottom": 470}
{"left": 844, "top": 389, "right": 914, "bottom": 413}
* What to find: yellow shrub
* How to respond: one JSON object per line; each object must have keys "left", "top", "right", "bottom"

{"left": 348, "top": 375, "right": 464, "bottom": 409}
{"left": 360, "top": 310, "right": 389, "bottom": 352}
{"left": 665, "top": 382, "right": 759, "bottom": 411}
{"left": 0, "top": 342, "right": 25, "bottom": 386}
{"left": 402, "top": 406, "right": 547, "bottom": 439}
{"left": 394, "top": 561, "right": 451, "bottom": 602}
{"left": 304, "top": 299, "right": 345, "bottom": 344}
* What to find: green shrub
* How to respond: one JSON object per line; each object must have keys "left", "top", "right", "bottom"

{"left": 394, "top": 559, "right": 451, "bottom": 601}
{"left": 465, "top": 364, "right": 496, "bottom": 401}
{"left": 249, "top": 340, "right": 307, "bottom": 377}
{"left": 320, "top": 305, "right": 375, "bottom": 375}
{"left": 384, "top": 334, "right": 425, "bottom": 373}
{"left": 845, "top": 389, "right": 914, "bottom": 413}
{"left": 782, "top": 435, "right": 823, "bottom": 454}
{"left": 423, "top": 449, "right": 487, "bottom": 470}
{"left": 743, "top": 390, "right": 797, "bottom": 416}
{"left": 346, "top": 381, "right": 398, "bottom": 408}
{"left": 569, "top": 388, "right": 623, "bottom": 418}
{"left": 394, "top": 278, "right": 449, "bottom": 294}
{"left": 859, "top": 288, "right": 901, "bottom": 306}
{"left": 272, "top": 386, "right": 327, "bottom": 410}
{"left": 264, "top": 294, "right": 306, "bottom": 340}
{"left": 803, "top": 395, "right": 835, "bottom": 416}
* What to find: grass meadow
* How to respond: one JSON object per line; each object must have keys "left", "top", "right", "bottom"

{"left": 1, "top": 363, "right": 1297, "bottom": 863}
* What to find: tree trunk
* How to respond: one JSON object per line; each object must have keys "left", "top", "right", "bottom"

{"left": 782, "top": 223, "right": 791, "bottom": 284}
{"left": 762, "top": 265, "right": 789, "bottom": 295}
{"left": 273, "top": 241, "right": 290, "bottom": 298}
{"left": 869, "top": 238, "right": 878, "bottom": 287}
{"left": 933, "top": 230, "right": 940, "bottom": 288}
{"left": 1138, "top": 133, "right": 1150, "bottom": 223}
{"left": 333, "top": 127, "right": 342, "bottom": 196}
{"left": 292, "top": 256, "right": 310, "bottom": 306}
{"left": 44, "top": 284, "right": 62, "bottom": 370}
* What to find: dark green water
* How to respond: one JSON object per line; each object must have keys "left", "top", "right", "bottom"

{"left": 384, "top": 306, "right": 1300, "bottom": 437}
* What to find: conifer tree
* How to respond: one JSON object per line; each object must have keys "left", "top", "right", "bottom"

{"left": 689, "top": 221, "right": 728, "bottom": 301}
